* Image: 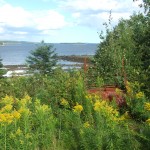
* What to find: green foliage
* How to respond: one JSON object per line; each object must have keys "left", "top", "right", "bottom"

{"left": 26, "top": 43, "right": 57, "bottom": 75}
{"left": 93, "top": 12, "right": 150, "bottom": 97}
{"left": 0, "top": 58, "right": 7, "bottom": 78}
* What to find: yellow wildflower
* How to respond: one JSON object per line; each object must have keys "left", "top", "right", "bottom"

{"left": 20, "top": 140, "right": 24, "bottom": 145}
{"left": 144, "top": 103, "right": 150, "bottom": 111}
{"left": 25, "top": 133, "right": 32, "bottom": 139}
{"left": 94, "top": 101, "right": 106, "bottom": 111}
{"left": 73, "top": 103, "right": 83, "bottom": 113}
{"left": 60, "top": 98, "right": 69, "bottom": 106}
{"left": 41, "top": 104, "right": 49, "bottom": 111}
{"left": 85, "top": 94, "right": 92, "bottom": 99}
{"left": 10, "top": 132, "right": 16, "bottom": 139}
{"left": 19, "top": 94, "right": 31, "bottom": 107}
{"left": 1, "top": 104, "right": 12, "bottom": 112}
{"left": 123, "top": 111, "right": 130, "bottom": 119}
{"left": 126, "top": 82, "right": 133, "bottom": 95}
{"left": 1, "top": 95, "right": 14, "bottom": 105}
{"left": 0, "top": 113, "right": 13, "bottom": 124}
{"left": 115, "top": 88, "right": 122, "bottom": 95}
{"left": 12, "top": 110, "right": 21, "bottom": 119}
{"left": 135, "top": 92, "right": 145, "bottom": 99}
{"left": 83, "top": 121, "right": 90, "bottom": 128}
{"left": 117, "top": 112, "right": 130, "bottom": 121}
{"left": 24, "top": 94, "right": 31, "bottom": 102}
{"left": 94, "top": 94, "right": 100, "bottom": 99}
{"left": 18, "top": 107, "right": 31, "bottom": 115}
{"left": 146, "top": 119, "right": 150, "bottom": 125}
{"left": 16, "top": 128, "right": 22, "bottom": 136}
{"left": 0, "top": 114, "right": 7, "bottom": 122}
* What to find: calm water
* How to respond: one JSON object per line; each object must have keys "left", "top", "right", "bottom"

{"left": 0, "top": 43, "right": 98, "bottom": 65}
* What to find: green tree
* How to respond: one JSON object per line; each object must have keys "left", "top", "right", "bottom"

{"left": 26, "top": 43, "right": 58, "bottom": 75}
{"left": 93, "top": 11, "right": 150, "bottom": 96}
{"left": 0, "top": 57, "right": 6, "bottom": 77}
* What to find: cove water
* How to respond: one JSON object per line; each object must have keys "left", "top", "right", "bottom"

{"left": 0, "top": 42, "right": 98, "bottom": 65}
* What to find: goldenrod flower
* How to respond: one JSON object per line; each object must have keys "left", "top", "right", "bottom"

{"left": 24, "top": 94, "right": 31, "bottom": 102}
{"left": 16, "top": 128, "right": 22, "bottom": 136}
{"left": 25, "top": 133, "right": 32, "bottom": 139}
{"left": 10, "top": 132, "right": 16, "bottom": 139}
{"left": 144, "top": 103, "right": 150, "bottom": 111}
{"left": 115, "top": 88, "right": 122, "bottom": 95}
{"left": 83, "top": 121, "right": 90, "bottom": 128}
{"left": 18, "top": 107, "right": 31, "bottom": 115}
{"left": 1, "top": 95, "right": 14, "bottom": 105}
{"left": 1, "top": 104, "right": 12, "bottom": 112}
{"left": 73, "top": 103, "right": 83, "bottom": 113}
{"left": 20, "top": 140, "right": 24, "bottom": 145}
{"left": 19, "top": 94, "right": 31, "bottom": 107}
{"left": 0, "top": 113, "right": 13, "bottom": 124}
{"left": 126, "top": 82, "right": 133, "bottom": 95}
{"left": 60, "top": 98, "right": 69, "bottom": 106}
{"left": 12, "top": 110, "right": 21, "bottom": 119}
{"left": 94, "top": 101, "right": 106, "bottom": 111}
{"left": 135, "top": 92, "right": 145, "bottom": 99}
{"left": 146, "top": 119, "right": 150, "bottom": 125}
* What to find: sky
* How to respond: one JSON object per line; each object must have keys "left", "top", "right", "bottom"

{"left": 0, "top": 0, "right": 143, "bottom": 43}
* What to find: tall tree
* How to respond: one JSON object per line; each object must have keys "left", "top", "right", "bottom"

{"left": 26, "top": 43, "right": 57, "bottom": 75}
{"left": 94, "top": 11, "right": 150, "bottom": 96}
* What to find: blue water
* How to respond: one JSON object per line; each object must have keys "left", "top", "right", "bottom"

{"left": 0, "top": 43, "right": 98, "bottom": 65}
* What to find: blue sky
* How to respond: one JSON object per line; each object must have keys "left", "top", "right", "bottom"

{"left": 0, "top": 0, "right": 143, "bottom": 43}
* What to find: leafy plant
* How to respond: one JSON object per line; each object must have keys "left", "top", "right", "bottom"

{"left": 0, "top": 57, "right": 7, "bottom": 77}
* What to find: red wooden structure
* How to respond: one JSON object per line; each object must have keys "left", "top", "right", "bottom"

{"left": 88, "top": 86, "right": 126, "bottom": 107}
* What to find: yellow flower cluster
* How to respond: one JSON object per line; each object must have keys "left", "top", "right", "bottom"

{"left": 94, "top": 101, "right": 106, "bottom": 111}
{"left": 146, "top": 119, "right": 150, "bottom": 125}
{"left": 144, "top": 103, "right": 150, "bottom": 111}
{"left": 83, "top": 121, "right": 90, "bottom": 128}
{"left": 34, "top": 99, "right": 50, "bottom": 113}
{"left": 60, "top": 98, "right": 69, "bottom": 106}
{"left": 73, "top": 103, "right": 83, "bottom": 113}
{"left": 1, "top": 104, "right": 12, "bottom": 112}
{"left": 16, "top": 127, "right": 22, "bottom": 135}
{"left": 115, "top": 88, "right": 122, "bottom": 95}
{"left": 135, "top": 92, "right": 145, "bottom": 99}
{"left": 126, "top": 82, "right": 133, "bottom": 95}
{"left": 18, "top": 94, "right": 31, "bottom": 107}
{"left": 0, "top": 110, "right": 21, "bottom": 124}
{"left": 0, "top": 95, "right": 32, "bottom": 125}
{"left": 1, "top": 95, "right": 14, "bottom": 105}
{"left": 94, "top": 100, "right": 121, "bottom": 121}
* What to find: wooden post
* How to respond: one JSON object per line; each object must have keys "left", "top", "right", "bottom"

{"left": 84, "top": 57, "right": 87, "bottom": 73}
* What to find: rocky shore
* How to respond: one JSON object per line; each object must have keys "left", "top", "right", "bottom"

{"left": 4, "top": 55, "right": 92, "bottom": 71}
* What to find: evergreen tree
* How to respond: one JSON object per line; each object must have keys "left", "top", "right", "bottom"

{"left": 26, "top": 43, "right": 57, "bottom": 75}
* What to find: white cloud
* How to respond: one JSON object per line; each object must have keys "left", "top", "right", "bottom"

{"left": 0, "top": 0, "right": 144, "bottom": 42}
{"left": 0, "top": 26, "right": 4, "bottom": 33}
{"left": 59, "top": 0, "right": 143, "bottom": 30}
{"left": 13, "top": 31, "right": 28, "bottom": 35}
{"left": 72, "top": 12, "right": 81, "bottom": 18}
{"left": 0, "top": 4, "right": 32, "bottom": 28}
{"left": 35, "top": 10, "right": 67, "bottom": 30}
{"left": 0, "top": 3, "right": 68, "bottom": 34}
